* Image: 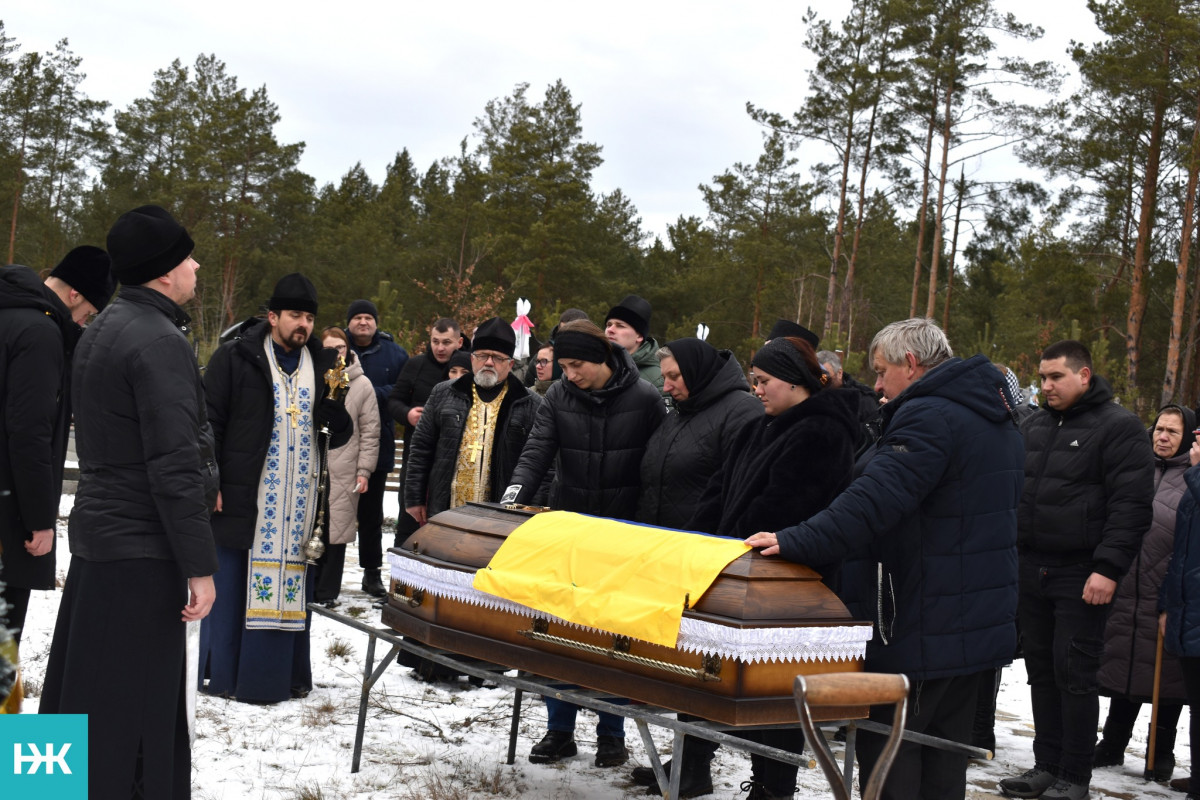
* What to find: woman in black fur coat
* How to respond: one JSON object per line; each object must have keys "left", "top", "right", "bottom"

{"left": 680, "top": 336, "right": 860, "bottom": 800}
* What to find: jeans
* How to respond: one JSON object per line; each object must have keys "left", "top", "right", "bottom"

{"left": 1020, "top": 559, "right": 1110, "bottom": 784}
{"left": 545, "top": 696, "right": 626, "bottom": 738}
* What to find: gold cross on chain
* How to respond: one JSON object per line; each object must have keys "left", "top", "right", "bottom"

{"left": 286, "top": 404, "right": 301, "bottom": 428}
{"left": 466, "top": 439, "right": 484, "bottom": 464}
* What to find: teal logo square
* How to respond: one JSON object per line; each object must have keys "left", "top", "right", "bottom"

{"left": 0, "top": 714, "right": 88, "bottom": 799}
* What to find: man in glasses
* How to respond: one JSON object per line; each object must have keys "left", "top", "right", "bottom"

{"left": 403, "top": 317, "right": 547, "bottom": 526}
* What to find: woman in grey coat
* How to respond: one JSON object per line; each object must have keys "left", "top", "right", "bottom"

{"left": 1096, "top": 404, "right": 1197, "bottom": 780}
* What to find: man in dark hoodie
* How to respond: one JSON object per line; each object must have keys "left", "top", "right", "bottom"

{"left": 0, "top": 247, "right": 114, "bottom": 645}
{"left": 345, "top": 299, "right": 408, "bottom": 598}
{"left": 998, "top": 340, "right": 1154, "bottom": 800}
{"left": 387, "top": 317, "right": 462, "bottom": 552}
{"left": 747, "top": 317, "right": 1024, "bottom": 800}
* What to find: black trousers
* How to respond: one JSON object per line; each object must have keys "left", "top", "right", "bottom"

{"left": 856, "top": 670, "right": 982, "bottom": 800}
{"left": 1101, "top": 695, "right": 1182, "bottom": 755}
{"left": 1020, "top": 559, "right": 1110, "bottom": 784}
{"left": 356, "top": 468, "right": 388, "bottom": 571}
{"left": 313, "top": 542, "right": 346, "bottom": 602}
{"left": 1181, "top": 656, "right": 1200, "bottom": 786}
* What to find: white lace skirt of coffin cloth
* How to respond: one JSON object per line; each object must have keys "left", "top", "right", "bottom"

{"left": 388, "top": 554, "right": 872, "bottom": 664}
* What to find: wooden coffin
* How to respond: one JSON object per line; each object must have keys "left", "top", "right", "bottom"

{"left": 382, "top": 503, "right": 873, "bottom": 726}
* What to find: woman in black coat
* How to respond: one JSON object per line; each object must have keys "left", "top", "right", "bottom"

{"left": 637, "top": 337, "right": 762, "bottom": 529}
{"left": 677, "top": 336, "right": 859, "bottom": 799}
{"left": 505, "top": 319, "right": 665, "bottom": 770}
{"left": 1096, "top": 405, "right": 1195, "bottom": 780}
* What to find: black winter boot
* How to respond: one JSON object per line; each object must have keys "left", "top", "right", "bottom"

{"left": 362, "top": 568, "right": 386, "bottom": 598}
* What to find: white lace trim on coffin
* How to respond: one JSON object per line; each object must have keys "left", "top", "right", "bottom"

{"left": 388, "top": 554, "right": 871, "bottom": 664}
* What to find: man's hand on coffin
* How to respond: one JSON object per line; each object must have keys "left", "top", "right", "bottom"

{"left": 745, "top": 531, "right": 780, "bottom": 556}
{"left": 183, "top": 575, "right": 216, "bottom": 621}
{"left": 406, "top": 505, "right": 427, "bottom": 526}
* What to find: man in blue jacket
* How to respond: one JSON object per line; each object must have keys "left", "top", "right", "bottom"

{"left": 747, "top": 317, "right": 1023, "bottom": 800}
{"left": 345, "top": 299, "right": 408, "bottom": 597}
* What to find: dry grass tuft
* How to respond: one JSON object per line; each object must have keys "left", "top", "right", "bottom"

{"left": 326, "top": 638, "right": 353, "bottom": 661}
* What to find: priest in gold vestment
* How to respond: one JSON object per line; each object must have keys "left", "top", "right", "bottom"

{"left": 403, "top": 317, "right": 548, "bottom": 525}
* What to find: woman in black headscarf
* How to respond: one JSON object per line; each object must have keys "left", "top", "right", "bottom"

{"left": 1095, "top": 404, "right": 1197, "bottom": 781}
{"left": 636, "top": 338, "right": 762, "bottom": 529}
{"left": 651, "top": 336, "right": 859, "bottom": 799}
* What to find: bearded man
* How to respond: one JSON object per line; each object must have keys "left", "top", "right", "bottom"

{"left": 403, "top": 317, "right": 545, "bottom": 524}
{"left": 199, "top": 273, "right": 349, "bottom": 704}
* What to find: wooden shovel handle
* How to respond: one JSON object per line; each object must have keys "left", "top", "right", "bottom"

{"left": 796, "top": 672, "right": 909, "bottom": 707}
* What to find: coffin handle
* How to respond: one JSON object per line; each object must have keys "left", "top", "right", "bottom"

{"left": 518, "top": 625, "right": 722, "bottom": 682}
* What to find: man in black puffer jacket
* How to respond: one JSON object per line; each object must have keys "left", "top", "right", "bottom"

{"left": 1000, "top": 340, "right": 1153, "bottom": 800}
{"left": 41, "top": 205, "right": 216, "bottom": 798}
{"left": 0, "top": 247, "right": 113, "bottom": 644}
{"left": 747, "top": 317, "right": 1024, "bottom": 800}
{"left": 403, "top": 317, "right": 545, "bottom": 521}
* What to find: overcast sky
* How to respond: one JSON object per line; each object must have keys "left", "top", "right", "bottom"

{"left": 5, "top": 0, "right": 1097, "bottom": 240}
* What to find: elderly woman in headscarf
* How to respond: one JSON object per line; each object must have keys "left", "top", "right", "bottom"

{"left": 636, "top": 338, "right": 762, "bottom": 529}
{"left": 1095, "top": 404, "right": 1197, "bottom": 781}
{"left": 673, "top": 336, "right": 859, "bottom": 800}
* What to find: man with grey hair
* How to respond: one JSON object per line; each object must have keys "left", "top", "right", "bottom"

{"left": 404, "top": 317, "right": 545, "bottom": 525}
{"left": 747, "top": 317, "right": 1023, "bottom": 800}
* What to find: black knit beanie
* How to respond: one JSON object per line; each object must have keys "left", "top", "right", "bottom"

{"left": 605, "top": 294, "right": 652, "bottom": 340}
{"left": 106, "top": 205, "right": 195, "bottom": 286}
{"left": 346, "top": 299, "right": 378, "bottom": 325}
{"left": 50, "top": 245, "right": 116, "bottom": 311}
{"left": 268, "top": 273, "right": 319, "bottom": 315}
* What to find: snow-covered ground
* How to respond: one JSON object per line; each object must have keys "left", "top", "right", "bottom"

{"left": 13, "top": 497, "right": 1192, "bottom": 798}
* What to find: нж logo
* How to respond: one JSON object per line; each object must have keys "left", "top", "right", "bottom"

{"left": 13, "top": 742, "right": 72, "bottom": 775}
{"left": 0, "top": 713, "right": 86, "bottom": 797}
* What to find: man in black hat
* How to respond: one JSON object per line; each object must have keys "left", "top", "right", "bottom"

{"left": 765, "top": 318, "right": 819, "bottom": 349}
{"left": 40, "top": 205, "right": 215, "bottom": 798}
{"left": 344, "top": 299, "right": 408, "bottom": 598}
{"left": 404, "top": 317, "right": 545, "bottom": 525}
{"left": 0, "top": 246, "right": 115, "bottom": 646}
{"left": 605, "top": 294, "right": 665, "bottom": 392}
{"left": 387, "top": 317, "right": 463, "bottom": 553}
{"left": 199, "top": 272, "right": 350, "bottom": 704}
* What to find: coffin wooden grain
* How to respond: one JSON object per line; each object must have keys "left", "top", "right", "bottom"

{"left": 382, "top": 503, "right": 871, "bottom": 726}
